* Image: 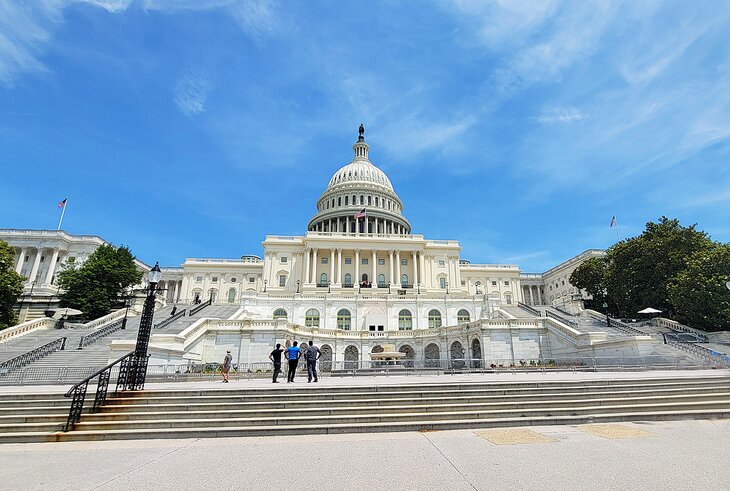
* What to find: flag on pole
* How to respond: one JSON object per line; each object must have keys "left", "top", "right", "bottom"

{"left": 609, "top": 215, "right": 616, "bottom": 228}
{"left": 354, "top": 208, "right": 366, "bottom": 221}
{"left": 58, "top": 198, "right": 68, "bottom": 209}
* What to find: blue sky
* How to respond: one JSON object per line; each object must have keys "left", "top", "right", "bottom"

{"left": 1, "top": 1, "right": 729, "bottom": 272}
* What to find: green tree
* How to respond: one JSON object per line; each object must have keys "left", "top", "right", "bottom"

{"left": 569, "top": 256, "right": 610, "bottom": 311}
{"left": 668, "top": 243, "right": 730, "bottom": 332}
{"left": 0, "top": 240, "right": 25, "bottom": 329}
{"left": 604, "top": 217, "right": 713, "bottom": 317}
{"left": 57, "top": 244, "right": 142, "bottom": 319}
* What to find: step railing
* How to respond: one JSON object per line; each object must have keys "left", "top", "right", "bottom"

{"left": 64, "top": 351, "right": 136, "bottom": 431}
{"left": 666, "top": 337, "right": 729, "bottom": 367}
{"left": 655, "top": 318, "right": 709, "bottom": 342}
{"left": 517, "top": 302, "right": 542, "bottom": 317}
{"left": 0, "top": 337, "right": 67, "bottom": 373}
{"left": 545, "top": 310, "right": 578, "bottom": 328}
{"left": 189, "top": 298, "right": 212, "bottom": 316}
{"left": 77, "top": 318, "right": 126, "bottom": 349}
{"left": 585, "top": 310, "right": 647, "bottom": 336}
{"left": 154, "top": 308, "right": 187, "bottom": 329}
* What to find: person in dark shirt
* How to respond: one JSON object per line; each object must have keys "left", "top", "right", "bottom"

{"left": 269, "top": 343, "right": 284, "bottom": 383}
{"left": 285, "top": 341, "right": 302, "bottom": 383}
{"left": 305, "top": 340, "right": 321, "bottom": 383}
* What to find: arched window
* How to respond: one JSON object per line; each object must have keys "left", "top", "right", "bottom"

{"left": 273, "top": 308, "right": 287, "bottom": 319}
{"left": 457, "top": 309, "right": 470, "bottom": 323}
{"left": 344, "top": 273, "right": 352, "bottom": 286}
{"left": 505, "top": 292, "right": 513, "bottom": 304}
{"left": 337, "top": 197, "right": 341, "bottom": 206}
{"left": 375, "top": 196, "right": 379, "bottom": 207}
{"left": 378, "top": 274, "right": 385, "bottom": 287}
{"left": 428, "top": 309, "right": 442, "bottom": 328}
{"left": 401, "top": 274, "right": 408, "bottom": 287}
{"left": 368, "top": 196, "right": 372, "bottom": 205}
{"left": 305, "top": 309, "right": 320, "bottom": 327}
{"left": 345, "top": 196, "right": 349, "bottom": 205}
{"left": 320, "top": 273, "right": 327, "bottom": 286}
{"left": 337, "top": 309, "right": 351, "bottom": 330}
{"left": 360, "top": 195, "right": 364, "bottom": 205}
{"left": 398, "top": 309, "right": 412, "bottom": 330}
{"left": 227, "top": 288, "right": 236, "bottom": 303}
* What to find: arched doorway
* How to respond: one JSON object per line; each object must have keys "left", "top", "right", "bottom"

{"left": 398, "top": 344, "right": 415, "bottom": 368}
{"left": 450, "top": 341, "right": 465, "bottom": 369}
{"left": 320, "top": 344, "right": 333, "bottom": 372}
{"left": 344, "top": 345, "right": 359, "bottom": 370}
{"left": 471, "top": 339, "right": 482, "bottom": 368}
{"left": 425, "top": 343, "right": 440, "bottom": 368}
{"left": 371, "top": 345, "right": 384, "bottom": 354}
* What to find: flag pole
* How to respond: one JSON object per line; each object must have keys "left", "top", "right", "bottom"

{"left": 57, "top": 197, "right": 68, "bottom": 231}
{"left": 614, "top": 216, "right": 621, "bottom": 242}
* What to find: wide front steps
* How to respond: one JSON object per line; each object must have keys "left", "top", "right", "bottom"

{"left": 1, "top": 376, "right": 729, "bottom": 443}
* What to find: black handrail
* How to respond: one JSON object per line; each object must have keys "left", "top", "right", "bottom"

{"left": 189, "top": 299, "right": 211, "bottom": 316}
{"left": 545, "top": 310, "right": 578, "bottom": 328}
{"left": 0, "top": 337, "right": 67, "bottom": 372}
{"left": 64, "top": 351, "right": 136, "bottom": 431}
{"left": 517, "top": 302, "right": 542, "bottom": 317}
{"left": 154, "top": 308, "right": 187, "bottom": 329}
{"left": 77, "top": 319, "right": 125, "bottom": 349}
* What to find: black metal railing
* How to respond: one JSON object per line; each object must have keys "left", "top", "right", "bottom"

{"left": 154, "top": 308, "right": 187, "bottom": 329}
{"left": 0, "top": 337, "right": 67, "bottom": 373}
{"left": 316, "top": 283, "right": 328, "bottom": 288}
{"left": 64, "top": 351, "right": 136, "bottom": 431}
{"left": 342, "top": 283, "right": 354, "bottom": 288}
{"left": 517, "top": 302, "right": 542, "bottom": 317}
{"left": 189, "top": 298, "right": 211, "bottom": 316}
{"left": 77, "top": 319, "right": 125, "bottom": 349}
{"left": 545, "top": 310, "right": 578, "bottom": 328}
{"left": 586, "top": 312, "right": 646, "bottom": 336}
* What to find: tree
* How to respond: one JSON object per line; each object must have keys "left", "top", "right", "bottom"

{"left": 604, "top": 217, "right": 713, "bottom": 317}
{"left": 668, "top": 243, "right": 730, "bottom": 332}
{"left": 0, "top": 240, "right": 25, "bottom": 330}
{"left": 569, "top": 256, "right": 610, "bottom": 311}
{"left": 57, "top": 244, "right": 142, "bottom": 319}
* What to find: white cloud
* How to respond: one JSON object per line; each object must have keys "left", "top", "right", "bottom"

{"left": 174, "top": 70, "right": 212, "bottom": 116}
{"left": 533, "top": 107, "right": 589, "bottom": 124}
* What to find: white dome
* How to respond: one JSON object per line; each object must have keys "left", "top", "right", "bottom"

{"left": 327, "top": 160, "right": 394, "bottom": 192}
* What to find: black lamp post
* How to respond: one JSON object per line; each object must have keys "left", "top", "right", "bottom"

{"left": 602, "top": 301, "right": 610, "bottom": 327}
{"left": 327, "top": 280, "right": 331, "bottom": 293}
{"left": 121, "top": 296, "right": 132, "bottom": 330}
{"left": 125, "top": 262, "right": 161, "bottom": 391}
{"left": 263, "top": 279, "right": 267, "bottom": 293}
{"left": 296, "top": 280, "right": 300, "bottom": 294}
{"left": 388, "top": 281, "right": 391, "bottom": 294}
{"left": 417, "top": 282, "right": 420, "bottom": 294}
{"left": 446, "top": 281, "right": 449, "bottom": 295}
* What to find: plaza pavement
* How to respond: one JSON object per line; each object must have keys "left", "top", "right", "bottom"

{"left": 0, "top": 419, "right": 728, "bottom": 490}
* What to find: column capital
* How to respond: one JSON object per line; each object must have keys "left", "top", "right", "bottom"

{"left": 336, "top": 248, "right": 342, "bottom": 253}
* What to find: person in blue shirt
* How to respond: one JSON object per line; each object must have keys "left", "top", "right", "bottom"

{"left": 285, "top": 341, "right": 302, "bottom": 383}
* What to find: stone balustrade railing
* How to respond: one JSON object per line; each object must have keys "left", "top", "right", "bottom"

{"left": 65, "top": 308, "right": 129, "bottom": 330}
{"left": 0, "top": 317, "right": 55, "bottom": 344}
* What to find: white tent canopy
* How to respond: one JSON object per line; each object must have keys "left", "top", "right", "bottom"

{"left": 637, "top": 307, "right": 662, "bottom": 314}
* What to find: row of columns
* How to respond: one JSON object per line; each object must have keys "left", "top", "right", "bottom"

{"left": 311, "top": 216, "right": 408, "bottom": 235}
{"left": 303, "top": 248, "right": 423, "bottom": 287}
{"left": 522, "top": 285, "right": 545, "bottom": 305}
{"left": 14, "top": 247, "right": 63, "bottom": 287}
{"left": 158, "top": 280, "right": 183, "bottom": 303}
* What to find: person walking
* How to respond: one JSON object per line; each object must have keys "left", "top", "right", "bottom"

{"left": 221, "top": 350, "right": 232, "bottom": 383}
{"left": 306, "top": 340, "right": 321, "bottom": 383}
{"left": 285, "top": 341, "right": 301, "bottom": 383}
{"left": 269, "top": 343, "right": 284, "bottom": 383}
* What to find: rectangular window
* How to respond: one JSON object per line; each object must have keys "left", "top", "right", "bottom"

{"left": 461, "top": 280, "right": 466, "bottom": 286}
{"left": 439, "top": 277, "right": 446, "bottom": 289}
{"left": 345, "top": 258, "right": 352, "bottom": 265}
{"left": 40, "top": 256, "right": 45, "bottom": 262}
{"left": 378, "top": 258, "right": 385, "bottom": 265}
{"left": 280, "top": 256, "right": 287, "bottom": 263}
{"left": 362, "top": 258, "right": 368, "bottom": 265}
{"left": 491, "top": 281, "right": 497, "bottom": 286}
{"left": 212, "top": 277, "right": 218, "bottom": 283}
{"left": 438, "top": 260, "right": 445, "bottom": 267}
{"left": 401, "top": 259, "right": 407, "bottom": 265}
{"left": 279, "top": 275, "right": 286, "bottom": 287}
{"left": 249, "top": 277, "right": 255, "bottom": 283}
{"left": 321, "top": 257, "right": 328, "bottom": 264}
{"left": 504, "top": 281, "right": 510, "bottom": 286}
{"left": 196, "top": 276, "right": 203, "bottom": 283}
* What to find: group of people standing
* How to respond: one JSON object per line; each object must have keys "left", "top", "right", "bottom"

{"left": 269, "top": 341, "right": 321, "bottom": 383}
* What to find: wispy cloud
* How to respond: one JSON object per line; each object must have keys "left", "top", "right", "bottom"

{"left": 174, "top": 70, "right": 212, "bottom": 116}
{"left": 533, "top": 107, "right": 589, "bottom": 124}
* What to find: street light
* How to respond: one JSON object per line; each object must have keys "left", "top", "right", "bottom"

{"left": 446, "top": 281, "right": 449, "bottom": 295}
{"left": 296, "top": 280, "right": 300, "bottom": 294}
{"left": 387, "top": 281, "right": 391, "bottom": 294}
{"left": 417, "top": 282, "right": 420, "bottom": 295}
{"left": 602, "top": 301, "right": 610, "bottom": 327}
{"left": 126, "top": 262, "right": 161, "bottom": 391}
{"left": 327, "top": 280, "right": 331, "bottom": 293}
{"left": 263, "top": 279, "right": 267, "bottom": 293}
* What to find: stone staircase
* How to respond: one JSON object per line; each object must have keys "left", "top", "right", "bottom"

{"left": 1, "top": 375, "right": 729, "bottom": 443}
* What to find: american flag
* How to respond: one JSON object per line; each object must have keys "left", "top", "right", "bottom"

{"left": 609, "top": 215, "right": 616, "bottom": 227}
{"left": 353, "top": 208, "right": 366, "bottom": 220}
{"left": 58, "top": 198, "right": 68, "bottom": 209}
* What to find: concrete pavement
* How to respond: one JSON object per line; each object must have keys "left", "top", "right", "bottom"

{"left": 1, "top": 419, "right": 728, "bottom": 490}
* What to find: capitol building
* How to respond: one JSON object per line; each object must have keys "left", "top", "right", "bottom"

{"left": 3, "top": 130, "right": 642, "bottom": 368}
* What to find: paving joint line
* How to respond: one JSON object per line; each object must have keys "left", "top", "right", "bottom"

{"left": 420, "top": 431, "right": 478, "bottom": 491}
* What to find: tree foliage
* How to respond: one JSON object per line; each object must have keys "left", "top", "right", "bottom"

{"left": 668, "top": 243, "right": 730, "bottom": 331}
{"left": 570, "top": 216, "right": 729, "bottom": 331}
{"left": 0, "top": 240, "right": 25, "bottom": 330}
{"left": 57, "top": 244, "right": 142, "bottom": 319}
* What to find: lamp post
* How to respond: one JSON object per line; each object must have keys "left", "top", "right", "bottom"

{"left": 121, "top": 296, "right": 132, "bottom": 330}
{"left": 327, "top": 280, "right": 331, "bottom": 293}
{"left": 388, "top": 281, "right": 391, "bottom": 294}
{"left": 602, "top": 301, "right": 610, "bottom": 327}
{"left": 263, "top": 279, "right": 267, "bottom": 293}
{"left": 125, "top": 262, "right": 161, "bottom": 391}
{"left": 475, "top": 281, "right": 481, "bottom": 295}
{"left": 296, "top": 280, "right": 300, "bottom": 294}
{"left": 417, "top": 282, "right": 420, "bottom": 295}
{"left": 446, "top": 281, "right": 449, "bottom": 295}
